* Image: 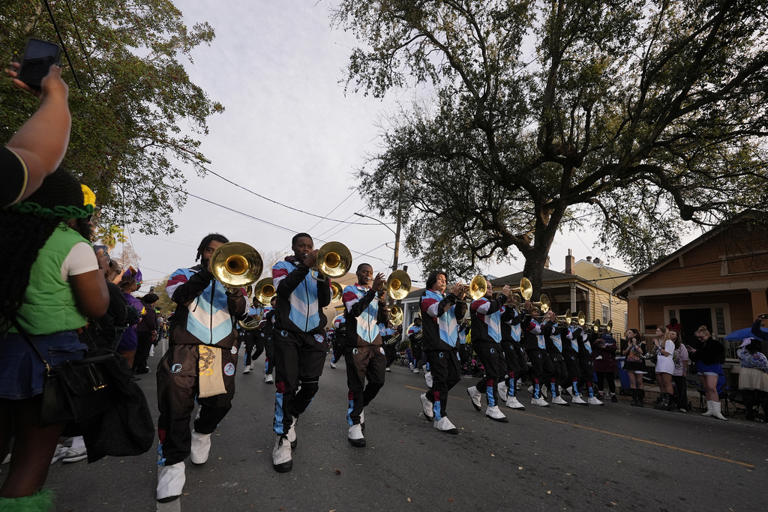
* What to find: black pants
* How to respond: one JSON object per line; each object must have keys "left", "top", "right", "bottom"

{"left": 272, "top": 329, "right": 328, "bottom": 435}
{"left": 563, "top": 351, "right": 580, "bottom": 387}
{"left": 527, "top": 348, "right": 554, "bottom": 384}
{"left": 578, "top": 354, "right": 595, "bottom": 383}
{"left": 331, "top": 335, "right": 345, "bottom": 364}
{"left": 425, "top": 349, "right": 461, "bottom": 419}
{"left": 133, "top": 331, "right": 153, "bottom": 372}
{"left": 596, "top": 371, "right": 616, "bottom": 394}
{"left": 672, "top": 375, "right": 687, "bottom": 408}
{"left": 383, "top": 342, "right": 398, "bottom": 368}
{"left": 244, "top": 335, "right": 259, "bottom": 367}
{"left": 474, "top": 341, "right": 506, "bottom": 406}
{"left": 345, "top": 345, "right": 386, "bottom": 425}
{"left": 263, "top": 334, "right": 274, "bottom": 374}
{"left": 157, "top": 344, "right": 237, "bottom": 466}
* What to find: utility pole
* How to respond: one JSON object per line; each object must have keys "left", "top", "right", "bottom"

{"left": 392, "top": 170, "right": 403, "bottom": 272}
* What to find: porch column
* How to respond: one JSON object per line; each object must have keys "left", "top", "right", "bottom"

{"left": 569, "top": 282, "right": 577, "bottom": 313}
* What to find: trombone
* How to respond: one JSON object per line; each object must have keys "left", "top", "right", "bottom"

{"left": 315, "top": 241, "right": 352, "bottom": 278}
{"left": 210, "top": 242, "right": 262, "bottom": 292}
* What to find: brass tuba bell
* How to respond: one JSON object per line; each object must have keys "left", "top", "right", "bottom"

{"left": 509, "top": 277, "right": 533, "bottom": 302}
{"left": 315, "top": 241, "right": 352, "bottom": 278}
{"left": 468, "top": 275, "right": 488, "bottom": 300}
{"left": 330, "top": 281, "right": 344, "bottom": 302}
{"left": 591, "top": 318, "right": 601, "bottom": 333}
{"left": 253, "top": 277, "right": 276, "bottom": 306}
{"left": 238, "top": 315, "right": 261, "bottom": 331}
{"left": 210, "top": 242, "right": 262, "bottom": 290}
{"left": 386, "top": 270, "right": 411, "bottom": 301}
{"left": 390, "top": 305, "right": 404, "bottom": 326}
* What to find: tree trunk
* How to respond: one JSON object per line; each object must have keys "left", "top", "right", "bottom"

{"left": 523, "top": 251, "right": 549, "bottom": 301}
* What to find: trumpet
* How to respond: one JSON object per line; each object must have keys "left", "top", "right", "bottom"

{"left": 386, "top": 270, "right": 411, "bottom": 301}
{"left": 315, "top": 241, "right": 352, "bottom": 278}
{"left": 210, "top": 242, "right": 263, "bottom": 291}
{"left": 253, "top": 277, "right": 276, "bottom": 306}
{"left": 331, "top": 281, "right": 343, "bottom": 302}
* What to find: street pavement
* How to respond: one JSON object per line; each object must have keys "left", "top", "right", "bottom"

{"left": 42, "top": 348, "right": 768, "bottom": 512}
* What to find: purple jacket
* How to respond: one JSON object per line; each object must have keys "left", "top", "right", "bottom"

{"left": 117, "top": 293, "right": 143, "bottom": 352}
{"left": 593, "top": 334, "right": 618, "bottom": 373}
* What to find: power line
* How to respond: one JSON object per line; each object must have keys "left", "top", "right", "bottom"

{"left": 306, "top": 190, "right": 356, "bottom": 232}
{"left": 186, "top": 193, "right": 390, "bottom": 264}
{"left": 203, "top": 168, "right": 386, "bottom": 226}
{"left": 63, "top": 0, "right": 97, "bottom": 84}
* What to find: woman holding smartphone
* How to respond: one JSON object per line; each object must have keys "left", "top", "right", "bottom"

{"left": 622, "top": 328, "right": 646, "bottom": 406}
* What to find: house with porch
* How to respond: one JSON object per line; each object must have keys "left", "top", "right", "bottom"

{"left": 613, "top": 212, "right": 768, "bottom": 359}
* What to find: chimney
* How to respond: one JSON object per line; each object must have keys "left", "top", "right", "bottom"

{"left": 593, "top": 257, "right": 601, "bottom": 265}
{"left": 586, "top": 256, "right": 592, "bottom": 262}
{"left": 565, "top": 249, "right": 575, "bottom": 274}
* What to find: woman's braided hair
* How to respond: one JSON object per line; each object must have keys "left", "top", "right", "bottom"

{"left": 0, "top": 169, "right": 87, "bottom": 333}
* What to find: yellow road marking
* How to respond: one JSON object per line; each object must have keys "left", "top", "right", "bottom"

{"left": 403, "top": 384, "right": 755, "bottom": 469}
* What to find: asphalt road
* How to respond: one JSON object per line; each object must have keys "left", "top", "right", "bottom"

{"left": 42, "top": 348, "right": 768, "bottom": 512}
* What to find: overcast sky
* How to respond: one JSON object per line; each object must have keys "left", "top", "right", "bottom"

{"left": 126, "top": 0, "right": 640, "bottom": 292}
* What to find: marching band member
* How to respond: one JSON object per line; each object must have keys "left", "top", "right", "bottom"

{"left": 418, "top": 271, "right": 467, "bottom": 433}
{"left": 564, "top": 320, "right": 587, "bottom": 405}
{"left": 524, "top": 305, "right": 554, "bottom": 406}
{"left": 156, "top": 234, "right": 246, "bottom": 503}
{"left": 270, "top": 233, "right": 331, "bottom": 472}
{"left": 541, "top": 309, "right": 569, "bottom": 406}
{"left": 497, "top": 296, "right": 526, "bottom": 409}
{"left": 341, "top": 263, "right": 389, "bottom": 447}
{"left": 407, "top": 317, "right": 423, "bottom": 373}
{"left": 467, "top": 280, "right": 512, "bottom": 422}
{"left": 577, "top": 323, "right": 602, "bottom": 405}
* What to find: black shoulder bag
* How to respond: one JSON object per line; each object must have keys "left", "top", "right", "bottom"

{"left": 13, "top": 319, "right": 154, "bottom": 462}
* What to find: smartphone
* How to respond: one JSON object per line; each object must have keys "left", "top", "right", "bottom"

{"left": 93, "top": 245, "right": 110, "bottom": 262}
{"left": 18, "top": 39, "right": 61, "bottom": 90}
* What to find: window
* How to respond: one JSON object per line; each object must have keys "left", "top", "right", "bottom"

{"left": 669, "top": 310, "right": 677, "bottom": 323}
{"left": 602, "top": 305, "right": 609, "bottom": 323}
{"left": 715, "top": 308, "right": 726, "bottom": 335}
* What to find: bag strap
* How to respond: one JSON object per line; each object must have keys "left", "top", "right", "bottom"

{"left": 11, "top": 318, "right": 52, "bottom": 374}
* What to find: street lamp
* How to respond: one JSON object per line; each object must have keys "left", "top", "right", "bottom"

{"left": 354, "top": 212, "right": 400, "bottom": 272}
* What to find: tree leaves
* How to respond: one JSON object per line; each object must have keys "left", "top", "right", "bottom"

{"left": 337, "top": 0, "right": 768, "bottom": 285}
{"left": 0, "top": 0, "right": 222, "bottom": 235}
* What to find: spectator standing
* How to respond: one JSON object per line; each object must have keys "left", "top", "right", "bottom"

{"left": 594, "top": 330, "right": 618, "bottom": 402}
{"left": 671, "top": 330, "right": 689, "bottom": 412}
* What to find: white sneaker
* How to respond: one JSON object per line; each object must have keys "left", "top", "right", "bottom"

{"left": 190, "top": 431, "right": 211, "bottom": 464}
{"left": 552, "top": 395, "right": 569, "bottom": 406}
{"left": 385, "top": 367, "right": 391, "bottom": 372}
{"left": 412, "top": 367, "right": 420, "bottom": 374}
{"left": 571, "top": 395, "right": 587, "bottom": 405}
{"left": 272, "top": 435, "right": 292, "bottom": 473}
{"left": 433, "top": 416, "right": 458, "bottom": 434}
{"left": 485, "top": 405, "right": 509, "bottom": 422}
{"left": 467, "top": 386, "right": 482, "bottom": 411}
{"left": 50, "top": 443, "right": 68, "bottom": 464}
{"left": 330, "top": 361, "right": 337, "bottom": 369}
{"left": 420, "top": 393, "right": 434, "bottom": 420}
{"left": 264, "top": 373, "right": 274, "bottom": 384}
{"left": 505, "top": 395, "right": 525, "bottom": 409}
{"left": 359, "top": 410, "right": 365, "bottom": 427}
{"left": 157, "top": 461, "right": 185, "bottom": 502}
{"left": 243, "top": 364, "right": 252, "bottom": 374}
{"left": 62, "top": 445, "right": 87, "bottom": 463}
{"left": 497, "top": 381, "right": 508, "bottom": 398}
{"left": 588, "top": 396, "right": 604, "bottom": 406}
{"left": 564, "top": 386, "right": 574, "bottom": 396}
{"left": 424, "top": 371, "right": 433, "bottom": 388}
{"left": 531, "top": 397, "right": 549, "bottom": 407}
{"left": 347, "top": 423, "right": 366, "bottom": 447}
{"left": 409, "top": 362, "right": 415, "bottom": 371}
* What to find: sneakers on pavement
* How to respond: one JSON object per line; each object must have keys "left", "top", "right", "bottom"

{"left": 552, "top": 395, "right": 569, "bottom": 406}
{"left": 588, "top": 396, "right": 604, "bottom": 406}
{"left": 272, "top": 435, "right": 292, "bottom": 473}
{"left": 571, "top": 395, "right": 587, "bottom": 405}
{"left": 243, "top": 364, "right": 252, "bottom": 374}
{"left": 347, "top": 423, "right": 365, "bottom": 447}
{"left": 505, "top": 395, "right": 525, "bottom": 409}
{"left": 189, "top": 431, "right": 211, "bottom": 465}
{"left": 264, "top": 373, "right": 274, "bottom": 384}
{"left": 531, "top": 397, "right": 549, "bottom": 407}
{"left": 420, "top": 393, "right": 434, "bottom": 420}
{"left": 485, "top": 405, "right": 508, "bottom": 422}
{"left": 467, "top": 386, "right": 482, "bottom": 411}
{"left": 433, "top": 416, "right": 458, "bottom": 434}
{"left": 157, "top": 461, "right": 185, "bottom": 502}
